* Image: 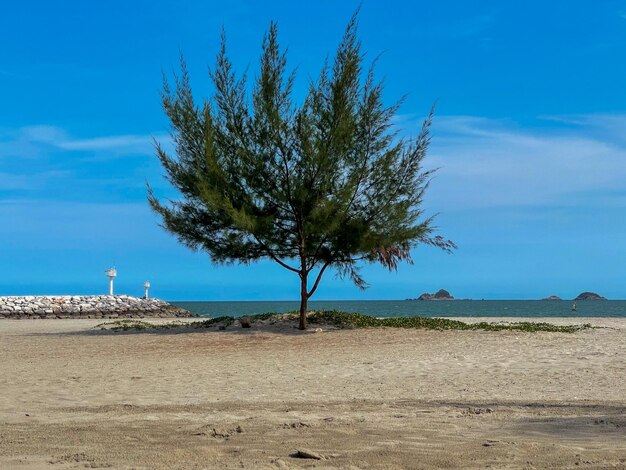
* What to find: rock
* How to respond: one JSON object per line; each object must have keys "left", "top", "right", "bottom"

{"left": 207, "top": 425, "right": 243, "bottom": 438}
{"left": 542, "top": 295, "right": 562, "bottom": 300}
{"left": 281, "top": 422, "right": 310, "bottom": 429}
{"left": 464, "top": 407, "right": 493, "bottom": 415}
{"left": 574, "top": 292, "right": 607, "bottom": 301}
{"left": 416, "top": 289, "right": 454, "bottom": 301}
{"left": 239, "top": 316, "right": 252, "bottom": 328}
{"left": 209, "top": 428, "right": 228, "bottom": 438}
{"left": 291, "top": 448, "right": 323, "bottom": 460}
{"left": 0, "top": 295, "right": 196, "bottom": 319}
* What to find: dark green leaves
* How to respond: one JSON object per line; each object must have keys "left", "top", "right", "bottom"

{"left": 149, "top": 11, "right": 455, "bottom": 293}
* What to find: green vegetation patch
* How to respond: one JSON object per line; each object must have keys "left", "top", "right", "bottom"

{"left": 307, "top": 310, "right": 591, "bottom": 333}
{"left": 97, "top": 317, "right": 234, "bottom": 331}
{"left": 96, "top": 311, "right": 591, "bottom": 333}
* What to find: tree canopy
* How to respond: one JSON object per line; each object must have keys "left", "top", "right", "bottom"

{"left": 149, "top": 13, "right": 455, "bottom": 329}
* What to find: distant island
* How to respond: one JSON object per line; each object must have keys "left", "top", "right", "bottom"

{"left": 413, "top": 289, "right": 455, "bottom": 301}
{"left": 404, "top": 291, "right": 609, "bottom": 301}
{"left": 542, "top": 295, "right": 562, "bottom": 301}
{"left": 574, "top": 292, "right": 607, "bottom": 301}
{"left": 542, "top": 292, "right": 607, "bottom": 301}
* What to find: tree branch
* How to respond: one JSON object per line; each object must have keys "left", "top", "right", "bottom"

{"left": 307, "top": 261, "right": 331, "bottom": 298}
{"left": 269, "top": 253, "right": 300, "bottom": 273}
{"left": 252, "top": 234, "right": 300, "bottom": 273}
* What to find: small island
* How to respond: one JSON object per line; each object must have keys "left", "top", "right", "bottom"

{"left": 542, "top": 295, "right": 562, "bottom": 301}
{"left": 574, "top": 292, "right": 607, "bottom": 301}
{"left": 415, "top": 289, "right": 455, "bottom": 301}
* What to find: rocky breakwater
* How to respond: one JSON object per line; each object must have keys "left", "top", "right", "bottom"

{"left": 0, "top": 295, "right": 195, "bottom": 319}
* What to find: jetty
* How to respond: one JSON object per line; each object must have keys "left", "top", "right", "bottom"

{"left": 0, "top": 295, "right": 194, "bottom": 319}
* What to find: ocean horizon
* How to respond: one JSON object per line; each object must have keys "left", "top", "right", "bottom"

{"left": 171, "top": 300, "right": 626, "bottom": 318}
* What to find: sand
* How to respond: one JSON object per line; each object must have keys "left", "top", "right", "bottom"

{"left": 0, "top": 317, "right": 624, "bottom": 469}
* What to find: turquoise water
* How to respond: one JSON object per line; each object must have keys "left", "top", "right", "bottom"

{"left": 171, "top": 300, "right": 626, "bottom": 318}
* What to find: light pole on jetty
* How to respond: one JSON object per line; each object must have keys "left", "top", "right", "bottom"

{"left": 143, "top": 281, "right": 150, "bottom": 299}
{"left": 105, "top": 267, "right": 117, "bottom": 295}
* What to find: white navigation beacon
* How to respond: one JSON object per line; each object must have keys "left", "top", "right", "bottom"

{"left": 143, "top": 281, "right": 151, "bottom": 299}
{"left": 105, "top": 267, "right": 117, "bottom": 295}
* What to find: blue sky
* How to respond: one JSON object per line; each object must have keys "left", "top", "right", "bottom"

{"left": 1, "top": 0, "right": 625, "bottom": 300}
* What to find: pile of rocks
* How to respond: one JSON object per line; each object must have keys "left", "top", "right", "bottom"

{"left": 0, "top": 295, "right": 195, "bottom": 319}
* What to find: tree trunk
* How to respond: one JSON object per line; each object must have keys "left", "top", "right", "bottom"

{"left": 298, "top": 271, "right": 308, "bottom": 330}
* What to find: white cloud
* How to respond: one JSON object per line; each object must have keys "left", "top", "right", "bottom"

{"left": 0, "top": 199, "right": 169, "bottom": 250}
{"left": 58, "top": 134, "right": 157, "bottom": 151}
{"left": 3, "top": 117, "right": 626, "bottom": 213}
{"left": 0, "top": 170, "right": 71, "bottom": 191}
{"left": 0, "top": 125, "right": 165, "bottom": 159}
{"left": 19, "top": 125, "right": 68, "bottom": 144}
{"left": 540, "top": 113, "right": 626, "bottom": 145}
{"left": 0, "top": 125, "right": 171, "bottom": 194}
{"left": 0, "top": 172, "right": 32, "bottom": 190}
{"left": 420, "top": 114, "right": 626, "bottom": 210}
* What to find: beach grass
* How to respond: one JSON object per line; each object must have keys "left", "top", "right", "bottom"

{"left": 307, "top": 310, "right": 592, "bottom": 332}
{"left": 97, "top": 310, "right": 591, "bottom": 333}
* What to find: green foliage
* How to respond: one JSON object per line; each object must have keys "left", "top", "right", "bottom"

{"left": 148, "top": 11, "right": 455, "bottom": 325}
{"left": 97, "top": 319, "right": 178, "bottom": 331}
{"left": 308, "top": 311, "right": 591, "bottom": 332}
{"left": 98, "top": 317, "right": 234, "bottom": 331}
{"left": 197, "top": 316, "right": 235, "bottom": 327}
{"left": 98, "top": 312, "right": 591, "bottom": 334}
{"left": 250, "top": 312, "right": 281, "bottom": 320}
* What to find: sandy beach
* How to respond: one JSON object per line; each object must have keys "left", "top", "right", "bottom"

{"left": 1, "top": 317, "right": 625, "bottom": 469}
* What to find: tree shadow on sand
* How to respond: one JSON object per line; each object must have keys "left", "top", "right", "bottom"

{"left": 24, "top": 318, "right": 327, "bottom": 337}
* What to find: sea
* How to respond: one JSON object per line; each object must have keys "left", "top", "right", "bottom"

{"left": 171, "top": 300, "right": 626, "bottom": 318}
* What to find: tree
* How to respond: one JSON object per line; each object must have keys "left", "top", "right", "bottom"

{"left": 148, "top": 13, "right": 456, "bottom": 330}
